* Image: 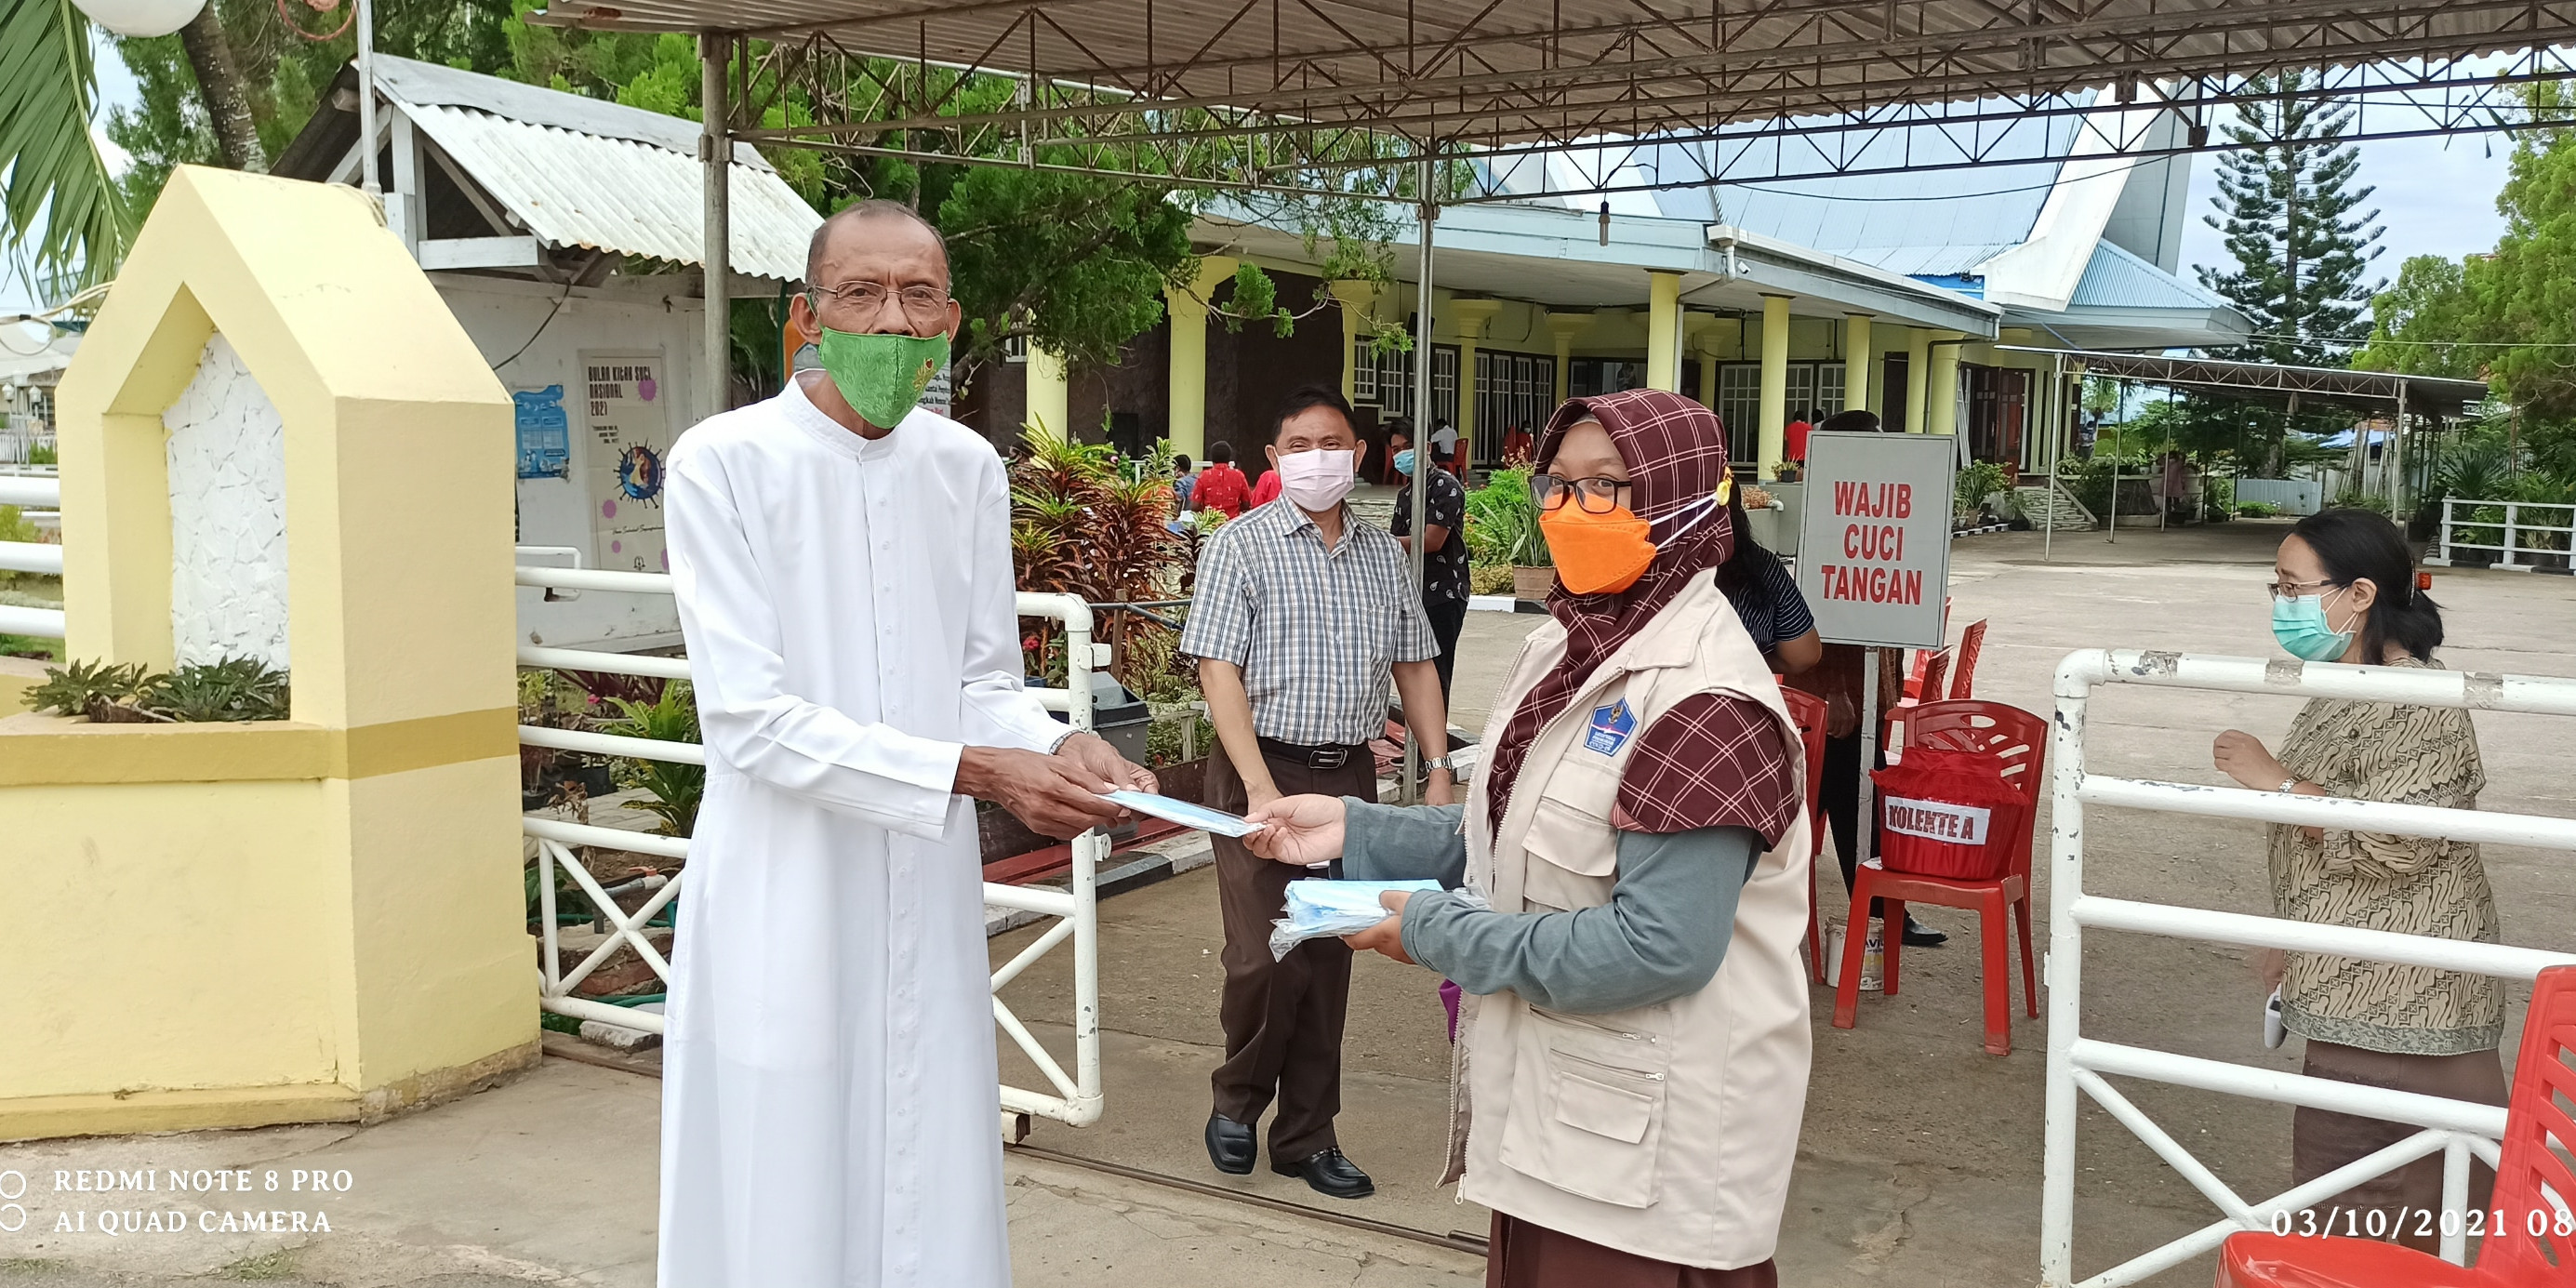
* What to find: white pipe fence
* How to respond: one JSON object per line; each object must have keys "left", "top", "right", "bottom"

{"left": 514, "top": 562, "right": 1110, "bottom": 1128}
{"left": 2040, "top": 649, "right": 2576, "bottom": 1287}
{"left": 2424, "top": 498, "right": 2576, "bottom": 572}
{"left": 1, "top": 472, "right": 64, "bottom": 639}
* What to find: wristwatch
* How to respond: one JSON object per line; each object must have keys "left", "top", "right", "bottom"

{"left": 1423, "top": 755, "right": 1455, "bottom": 773}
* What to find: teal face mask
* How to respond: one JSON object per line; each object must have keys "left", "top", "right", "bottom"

{"left": 814, "top": 327, "right": 949, "bottom": 429}
{"left": 2272, "top": 588, "right": 2355, "bottom": 662}
{"left": 1393, "top": 448, "right": 1416, "bottom": 476}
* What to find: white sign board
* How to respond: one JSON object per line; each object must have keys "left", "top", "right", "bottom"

{"left": 1882, "top": 795, "right": 1992, "bottom": 845}
{"left": 582, "top": 350, "right": 674, "bottom": 575}
{"left": 1793, "top": 430, "right": 1955, "bottom": 649}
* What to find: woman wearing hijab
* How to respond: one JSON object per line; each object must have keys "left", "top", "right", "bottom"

{"left": 1249, "top": 390, "right": 1811, "bottom": 1286}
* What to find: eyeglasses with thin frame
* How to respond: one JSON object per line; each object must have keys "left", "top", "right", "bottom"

{"left": 1529, "top": 473, "right": 1634, "bottom": 514}
{"left": 2266, "top": 577, "right": 2341, "bottom": 600}
{"left": 805, "top": 280, "right": 951, "bottom": 325}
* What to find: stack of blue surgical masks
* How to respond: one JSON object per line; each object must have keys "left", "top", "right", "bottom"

{"left": 1268, "top": 879, "right": 1441, "bottom": 960}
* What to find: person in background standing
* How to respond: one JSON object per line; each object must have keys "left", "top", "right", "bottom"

{"left": 1390, "top": 441, "right": 1471, "bottom": 699}
{"left": 2211, "top": 510, "right": 2504, "bottom": 1254}
{"left": 1718, "top": 490, "right": 1821, "bottom": 675}
{"left": 1180, "top": 384, "right": 1454, "bottom": 1202}
{"left": 1172, "top": 453, "right": 1197, "bottom": 514}
{"left": 1784, "top": 409, "right": 1816, "bottom": 469}
{"left": 1249, "top": 454, "right": 1284, "bottom": 509}
{"left": 1194, "top": 441, "right": 1253, "bottom": 518}
{"left": 1781, "top": 408, "right": 1942, "bottom": 949}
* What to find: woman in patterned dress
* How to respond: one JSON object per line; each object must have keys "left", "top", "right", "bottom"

{"left": 2210, "top": 508, "right": 2505, "bottom": 1253}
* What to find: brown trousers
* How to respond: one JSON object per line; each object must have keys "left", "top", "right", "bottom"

{"left": 2292, "top": 1040, "right": 2508, "bottom": 1253}
{"left": 1488, "top": 1213, "right": 1780, "bottom": 1288}
{"left": 1206, "top": 739, "right": 1378, "bottom": 1162}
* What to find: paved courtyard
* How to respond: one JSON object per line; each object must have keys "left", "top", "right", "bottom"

{"left": 6, "top": 520, "right": 2572, "bottom": 1287}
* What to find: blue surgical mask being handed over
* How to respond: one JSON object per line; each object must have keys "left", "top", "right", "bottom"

{"left": 2271, "top": 584, "right": 2356, "bottom": 662}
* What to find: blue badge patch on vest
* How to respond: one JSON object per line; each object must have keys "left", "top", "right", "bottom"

{"left": 1586, "top": 699, "right": 1637, "bottom": 756}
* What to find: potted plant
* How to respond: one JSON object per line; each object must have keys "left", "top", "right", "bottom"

{"left": 1466, "top": 465, "right": 1553, "bottom": 600}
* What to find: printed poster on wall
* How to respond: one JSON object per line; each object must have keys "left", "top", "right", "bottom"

{"left": 512, "top": 385, "right": 569, "bottom": 480}
{"left": 581, "top": 351, "right": 673, "bottom": 574}
{"left": 1792, "top": 431, "right": 1956, "bottom": 650}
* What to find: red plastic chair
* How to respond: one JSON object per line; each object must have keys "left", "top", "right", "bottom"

{"left": 1886, "top": 648, "right": 1952, "bottom": 764}
{"left": 1833, "top": 699, "right": 2045, "bottom": 1056}
{"left": 1950, "top": 619, "right": 1989, "bottom": 700}
{"left": 2214, "top": 963, "right": 2576, "bottom": 1287}
{"left": 1779, "top": 684, "right": 1830, "bottom": 986}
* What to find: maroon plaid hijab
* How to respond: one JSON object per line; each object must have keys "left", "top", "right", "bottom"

{"left": 1483, "top": 390, "right": 1787, "bottom": 836}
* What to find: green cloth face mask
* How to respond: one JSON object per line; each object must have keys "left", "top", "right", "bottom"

{"left": 815, "top": 327, "right": 949, "bottom": 429}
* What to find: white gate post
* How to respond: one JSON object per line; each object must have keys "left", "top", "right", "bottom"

{"left": 2040, "top": 650, "right": 2106, "bottom": 1286}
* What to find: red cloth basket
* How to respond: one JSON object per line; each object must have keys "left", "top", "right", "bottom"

{"left": 1871, "top": 748, "right": 2029, "bottom": 883}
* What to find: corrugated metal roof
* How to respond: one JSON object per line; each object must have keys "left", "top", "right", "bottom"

{"left": 2068, "top": 241, "right": 2231, "bottom": 311}
{"left": 365, "top": 57, "right": 819, "bottom": 282}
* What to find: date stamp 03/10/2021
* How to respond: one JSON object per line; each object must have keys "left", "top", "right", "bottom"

{"left": 0, "top": 1167, "right": 353, "bottom": 1239}
{"left": 2265, "top": 1202, "right": 2576, "bottom": 1243}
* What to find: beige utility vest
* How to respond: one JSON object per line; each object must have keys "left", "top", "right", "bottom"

{"left": 1447, "top": 570, "right": 1812, "bottom": 1269}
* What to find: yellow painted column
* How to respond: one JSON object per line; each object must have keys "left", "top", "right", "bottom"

{"left": 1645, "top": 272, "right": 1684, "bottom": 392}
{"left": 1689, "top": 314, "right": 1722, "bottom": 411}
{"left": 1026, "top": 344, "right": 1069, "bottom": 441}
{"left": 1927, "top": 337, "right": 1963, "bottom": 440}
{"left": 13, "top": 166, "right": 533, "bottom": 1139}
{"left": 1547, "top": 311, "right": 1588, "bottom": 401}
{"left": 1843, "top": 312, "right": 1873, "bottom": 419}
{"left": 1328, "top": 277, "right": 1375, "bottom": 404}
{"left": 1163, "top": 256, "right": 1236, "bottom": 458}
{"left": 1451, "top": 299, "right": 1502, "bottom": 455}
{"left": 1758, "top": 293, "right": 1791, "bottom": 479}
{"left": 1905, "top": 326, "right": 1931, "bottom": 433}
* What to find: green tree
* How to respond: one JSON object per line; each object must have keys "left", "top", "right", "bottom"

{"left": 2352, "top": 254, "right": 2487, "bottom": 382}
{"left": 2197, "top": 72, "right": 2385, "bottom": 365}
{"left": 2463, "top": 86, "right": 2576, "bottom": 421}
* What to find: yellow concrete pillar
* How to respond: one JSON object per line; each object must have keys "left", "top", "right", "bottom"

{"left": 1547, "top": 311, "right": 1588, "bottom": 403}
{"left": 11, "top": 166, "right": 532, "bottom": 1139}
{"left": 1687, "top": 314, "right": 1722, "bottom": 411}
{"left": 1026, "top": 344, "right": 1069, "bottom": 441}
{"left": 1164, "top": 256, "right": 1237, "bottom": 458}
{"left": 1843, "top": 312, "right": 1873, "bottom": 419}
{"left": 1758, "top": 294, "right": 1792, "bottom": 480}
{"left": 1905, "top": 326, "right": 1931, "bottom": 433}
{"left": 1451, "top": 299, "right": 1502, "bottom": 457}
{"left": 1646, "top": 272, "right": 1684, "bottom": 392}
{"left": 1328, "top": 277, "right": 1375, "bottom": 404}
{"left": 1927, "top": 337, "right": 1963, "bottom": 439}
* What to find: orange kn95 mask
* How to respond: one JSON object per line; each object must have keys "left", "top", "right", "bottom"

{"left": 1541, "top": 477, "right": 1731, "bottom": 596}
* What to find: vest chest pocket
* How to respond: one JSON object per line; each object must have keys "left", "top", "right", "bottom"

{"left": 1520, "top": 796, "right": 1618, "bottom": 914}
{"left": 1497, "top": 1011, "right": 1672, "bottom": 1209}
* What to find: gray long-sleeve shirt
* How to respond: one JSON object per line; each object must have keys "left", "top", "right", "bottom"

{"left": 1337, "top": 801, "right": 1759, "bottom": 1014}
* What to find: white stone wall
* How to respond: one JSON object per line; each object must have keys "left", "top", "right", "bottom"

{"left": 165, "top": 334, "right": 290, "bottom": 671}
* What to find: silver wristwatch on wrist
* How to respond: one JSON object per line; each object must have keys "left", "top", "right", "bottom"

{"left": 1423, "top": 755, "right": 1454, "bottom": 773}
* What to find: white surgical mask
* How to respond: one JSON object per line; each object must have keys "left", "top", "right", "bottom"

{"left": 1277, "top": 448, "right": 1357, "bottom": 512}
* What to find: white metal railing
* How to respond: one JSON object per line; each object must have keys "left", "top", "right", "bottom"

{"left": 2425, "top": 498, "right": 2576, "bottom": 572}
{"left": 0, "top": 472, "right": 65, "bottom": 639}
{"left": 514, "top": 559, "right": 1109, "bottom": 1127}
{"left": 2040, "top": 650, "right": 2576, "bottom": 1286}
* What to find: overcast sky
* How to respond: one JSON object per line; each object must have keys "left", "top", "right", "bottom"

{"left": 0, "top": 51, "right": 2530, "bottom": 322}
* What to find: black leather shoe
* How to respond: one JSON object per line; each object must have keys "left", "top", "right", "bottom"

{"left": 1273, "top": 1147, "right": 1374, "bottom": 1199}
{"left": 1204, "top": 1113, "right": 1255, "bottom": 1175}
{"left": 1901, "top": 914, "right": 1949, "bottom": 948}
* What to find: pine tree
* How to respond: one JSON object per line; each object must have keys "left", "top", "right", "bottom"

{"left": 2196, "top": 73, "right": 2386, "bottom": 365}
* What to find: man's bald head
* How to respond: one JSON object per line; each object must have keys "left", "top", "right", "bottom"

{"left": 805, "top": 199, "right": 949, "bottom": 284}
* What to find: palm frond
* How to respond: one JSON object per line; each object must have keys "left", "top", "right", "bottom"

{"left": 0, "top": 0, "right": 134, "bottom": 292}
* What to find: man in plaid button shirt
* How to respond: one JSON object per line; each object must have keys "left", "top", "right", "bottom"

{"left": 1179, "top": 384, "right": 1454, "bottom": 1202}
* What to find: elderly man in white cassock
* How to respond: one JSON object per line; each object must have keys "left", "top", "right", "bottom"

{"left": 657, "top": 200, "right": 1152, "bottom": 1288}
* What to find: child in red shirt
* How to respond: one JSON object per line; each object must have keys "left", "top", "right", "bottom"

{"left": 1192, "top": 442, "right": 1253, "bottom": 517}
